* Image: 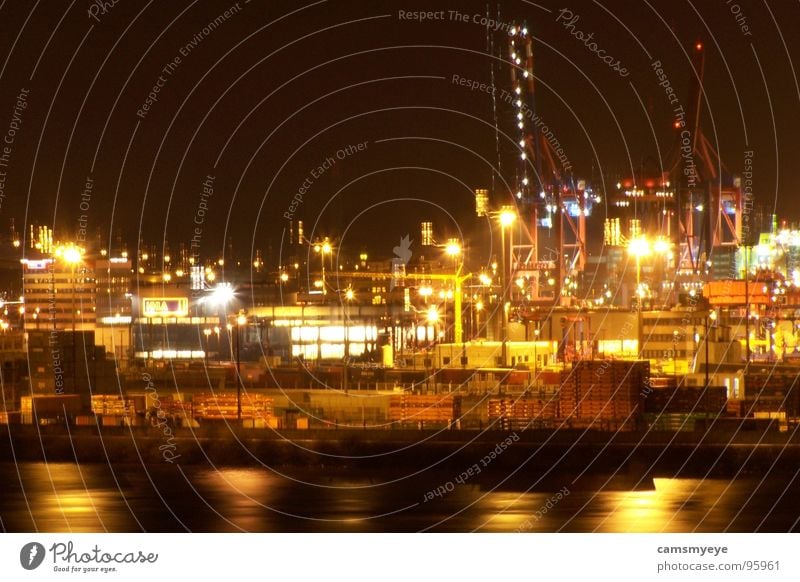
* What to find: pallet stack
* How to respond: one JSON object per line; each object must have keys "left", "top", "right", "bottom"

{"left": 643, "top": 386, "right": 727, "bottom": 414}
{"left": 644, "top": 412, "right": 711, "bottom": 431}
{"left": 742, "top": 375, "right": 800, "bottom": 419}
{"left": 388, "top": 393, "right": 461, "bottom": 427}
{"left": 192, "top": 392, "right": 274, "bottom": 421}
{"left": 488, "top": 397, "right": 559, "bottom": 430}
{"left": 91, "top": 394, "right": 136, "bottom": 416}
{"left": 559, "top": 360, "right": 649, "bottom": 430}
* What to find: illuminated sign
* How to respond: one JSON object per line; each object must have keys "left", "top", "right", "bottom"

{"left": 21, "top": 259, "right": 53, "bottom": 270}
{"left": 100, "top": 315, "right": 133, "bottom": 325}
{"left": 142, "top": 297, "right": 188, "bottom": 317}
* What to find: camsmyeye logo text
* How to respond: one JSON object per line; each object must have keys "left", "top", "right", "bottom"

{"left": 19, "top": 541, "right": 158, "bottom": 573}
{"left": 20, "top": 542, "right": 45, "bottom": 570}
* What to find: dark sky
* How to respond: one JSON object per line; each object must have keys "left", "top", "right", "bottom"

{"left": 0, "top": 0, "right": 797, "bottom": 266}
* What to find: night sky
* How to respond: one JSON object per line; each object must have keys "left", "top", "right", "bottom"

{"left": 0, "top": 0, "right": 797, "bottom": 265}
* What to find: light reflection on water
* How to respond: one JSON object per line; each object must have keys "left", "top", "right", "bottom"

{"left": 1, "top": 463, "right": 797, "bottom": 532}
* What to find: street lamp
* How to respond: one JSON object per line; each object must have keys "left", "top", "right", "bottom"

{"left": 203, "top": 328, "right": 211, "bottom": 366}
{"left": 343, "top": 288, "right": 354, "bottom": 374}
{"left": 55, "top": 243, "right": 84, "bottom": 392}
{"left": 426, "top": 306, "right": 439, "bottom": 347}
{"left": 55, "top": 243, "right": 84, "bottom": 332}
{"left": 498, "top": 206, "right": 517, "bottom": 366}
{"left": 208, "top": 282, "right": 235, "bottom": 307}
{"left": 499, "top": 207, "right": 517, "bottom": 228}
{"left": 705, "top": 309, "right": 717, "bottom": 387}
{"left": 652, "top": 237, "right": 672, "bottom": 302}
{"left": 475, "top": 300, "right": 484, "bottom": 339}
{"left": 235, "top": 313, "right": 247, "bottom": 421}
{"left": 628, "top": 236, "right": 651, "bottom": 360}
{"left": 653, "top": 237, "right": 670, "bottom": 255}
{"left": 445, "top": 238, "right": 462, "bottom": 270}
{"left": 313, "top": 237, "right": 333, "bottom": 295}
{"left": 672, "top": 330, "right": 679, "bottom": 383}
{"left": 628, "top": 236, "right": 651, "bottom": 302}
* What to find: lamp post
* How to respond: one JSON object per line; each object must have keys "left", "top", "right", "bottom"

{"left": 672, "top": 330, "right": 679, "bottom": 384}
{"left": 706, "top": 309, "right": 717, "bottom": 388}
{"left": 313, "top": 238, "right": 332, "bottom": 296}
{"left": 628, "top": 237, "right": 651, "bottom": 359}
{"left": 498, "top": 207, "right": 517, "bottom": 367}
{"left": 226, "top": 323, "right": 233, "bottom": 363}
{"left": 628, "top": 237, "right": 651, "bottom": 305}
{"left": 445, "top": 238, "right": 462, "bottom": 271}
{"left": 235, "top": 313, "right": 247, "bottom": 422}
{"left": 444, "top": 239, "right": 462, "bottom": 345}
{"left": 207, "top": 282, "right": 235, "bottom": 365}
{"left": 343, "top": 289, "right": 354, "bottom": 391}
{"left": 426, "top": 305, "right": 440, "bottom": 349}
{"left": 475, "top": 300, "right": 483, "bottom": 339}
{"left": 477, "top": 272, "right": 492, "bottom": 340}
{"left": 203, "top": 328, "right": 211, "bottom": 366}
{"left": 653, "top": 237, "right": 672, "bottom": 304}
{"left": 55, "top": 244, "right": 84, "bottom": 331}
{"left": 55, "top": 243, "right": 84, "bottom": 392}
{"left": 744, "top": 244, "right": 751, "bottom": 364}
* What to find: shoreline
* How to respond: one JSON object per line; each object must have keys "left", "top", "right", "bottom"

{"left": 3, "top": 425, "right": 799, "bottom": 481}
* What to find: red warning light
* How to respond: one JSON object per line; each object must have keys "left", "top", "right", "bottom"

{"left": 673, "top": 121, "right": 681, "bottom": 129}
{"left": 695, "top": 42, "right": 703, "bottom": 51}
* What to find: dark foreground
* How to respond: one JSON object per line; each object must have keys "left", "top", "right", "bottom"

{"left": 3, "top": 424, "right": 800, "bottom": 475}
{"left": 1, "top": 462, "right": 798, "bottom": 532}
{"left": 1, "top": 425, "right": 799, "bottom": 532}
